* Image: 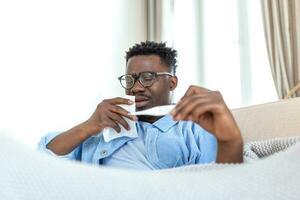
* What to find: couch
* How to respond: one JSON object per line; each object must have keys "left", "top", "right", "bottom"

{"left": 0, "top": 98, "right": 300, "bottom": 200}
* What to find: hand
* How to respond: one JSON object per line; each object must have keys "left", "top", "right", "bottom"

{"left": 171, "top": 86, "right": 241, "bottom": 143}
{"left": 80, "top": 97, "right": 137, "bottom": 136}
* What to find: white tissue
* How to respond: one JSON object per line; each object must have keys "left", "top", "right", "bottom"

{"left": 130, "top": 104, "right": 176, "bottom": 116}
{"left": 102, "top": 95, "right": 138, "bottom": 142}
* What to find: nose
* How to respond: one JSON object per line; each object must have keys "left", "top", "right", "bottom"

{"left": 130, "top": 79, "right": 145, "bottom": 94}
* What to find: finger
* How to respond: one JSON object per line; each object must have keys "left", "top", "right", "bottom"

{"left": 171, "top": 94, "right": 208, "bottom": 116}
{"left": 173, "top": 86, "right": 211, "bottom": 112}
{"left": 173, "top": 96, "right": 210, "bottom": 120}
{"left": 183, "top": 85, "right": 212, "bottom": 98}
{"left": 106, "top": 97, "right": 134, "bottom": 105}
{"left": 107, "top": 112, "right": 130, "bottom": 130}
{"left": 100, "top": 115, "right": 122, "bottom": 133}
{"left": 110, "top": 105, "right": 138, "bottom": 121}
{"left": 191, "top": 103, "right": 213, "bottom": 121}
{"left": 182, "top": 86, "right": 196, "bottom": 98}
{"left": 176, "top": 103, "right": 212, "bottom": 122}
{"left": 126, "top": 114, "right": 138, "bottom": 121}
{"left": 173, "top": 96, "right": 208, "bottom": 120}
{"left": 105, "top": 117, "right": 122, "bottom": 133}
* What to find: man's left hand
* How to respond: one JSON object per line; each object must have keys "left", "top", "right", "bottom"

{"left": 171, "top": 85, "right": 241, "bottom": 142}
{"left": 171, "top": 85, "right": 243, "bottom": 163}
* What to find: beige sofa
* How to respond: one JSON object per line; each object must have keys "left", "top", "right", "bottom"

{"left": 232, "top": 97, "right": 300, "bottom": 142}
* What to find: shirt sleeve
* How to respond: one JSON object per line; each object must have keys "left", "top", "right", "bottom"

{"left": 192, "top": 123, "right": 218, "bottom": 164}
{"left": 37, "top": 132, "right": 82, "bottom": 161}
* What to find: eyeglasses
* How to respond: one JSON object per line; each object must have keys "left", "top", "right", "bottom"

{"left": 118, "top": 71, "right": 173, "bottom": 89}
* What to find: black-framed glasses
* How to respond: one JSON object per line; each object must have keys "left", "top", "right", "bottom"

{"left": 118, "top": 71, "right": 173, "bottom": 89}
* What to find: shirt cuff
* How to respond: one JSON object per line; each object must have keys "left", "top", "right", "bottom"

{"left": 37, "top": 131, "right": 79, "bottom": 160}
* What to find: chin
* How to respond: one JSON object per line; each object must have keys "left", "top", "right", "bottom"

{"left": 136, "top": 102, "right": 169, "bottom": 111}
{"left": 135, "top": 105, "right": 151, "bottom": 111}
{"left": 135, "top": 101, "right": 154, "bottom": 111}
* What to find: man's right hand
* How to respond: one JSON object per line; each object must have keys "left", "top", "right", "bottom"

{"left": 46, "top": 97, "right": 137, "bottom": 155}
{"left": 80, "top": 97, "right": 138, "bottom": 137}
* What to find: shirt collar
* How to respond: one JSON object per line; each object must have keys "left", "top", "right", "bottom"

{"left": 139, "top": 114, "right": 178, "bottom": 132}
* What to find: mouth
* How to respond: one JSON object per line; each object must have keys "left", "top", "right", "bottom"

{"left": 135, "top": 96, "right": 150, "bottom": 109}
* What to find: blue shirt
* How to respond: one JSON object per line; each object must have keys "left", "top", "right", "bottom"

{"left": 101, "top": 127, "right": 156, "bottom": 170}
{"left": 38, "top": 115, "right": 218, "bottom": 170}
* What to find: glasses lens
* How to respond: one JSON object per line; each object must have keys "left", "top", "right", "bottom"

{"left": 120, "top": 75, "right": 134, "bottom": 89}
{"left": 140, "top": 72, "right": 155, "bottom": 87}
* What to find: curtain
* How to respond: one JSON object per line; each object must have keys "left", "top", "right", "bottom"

{"left": 146, "top": 0, "right": 174, "bottom": 44}
{"left": 261, "top": 0, "right": 300, "bottom": 98}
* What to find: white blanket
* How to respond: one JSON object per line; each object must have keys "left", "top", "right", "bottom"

{"left": 0, "top": 133, "right": 300, "bottom": 200}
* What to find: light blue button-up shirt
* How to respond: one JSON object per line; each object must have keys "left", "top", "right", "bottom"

{"left": 38, "top": 115, "right": 217, "bottom": 169}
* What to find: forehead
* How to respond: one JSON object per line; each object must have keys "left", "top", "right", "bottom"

{"left": 126, "top": 55, "right": 168, "bottom": 74}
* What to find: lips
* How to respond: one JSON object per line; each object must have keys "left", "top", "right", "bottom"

{"left": 135, "top": 96, "right": 150, "bottom": 108}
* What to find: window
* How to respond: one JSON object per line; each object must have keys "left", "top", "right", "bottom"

{"left": 173, "top": 0, "right": 278, "bottom": 108}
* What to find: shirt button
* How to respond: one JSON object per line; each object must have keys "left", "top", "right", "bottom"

{"left": 100, "top": 149, "right": 108, "bottom": 156}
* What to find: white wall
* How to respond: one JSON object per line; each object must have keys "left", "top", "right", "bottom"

{"left": 0, "top": 0, "right": 147, "bottom": 147}
{"left": 111, "top": 0, "right": 148, "bottom": 96}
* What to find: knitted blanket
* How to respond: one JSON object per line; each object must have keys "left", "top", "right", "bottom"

{"left": 244, "top": 136, "right": 300, "bottom": 161}
{"left": 0, "top": 133, "right": 300, "bottom": 200}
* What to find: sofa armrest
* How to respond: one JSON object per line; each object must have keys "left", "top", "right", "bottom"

{"left": 231, "top": 97, "right": 300, "bottom": 142}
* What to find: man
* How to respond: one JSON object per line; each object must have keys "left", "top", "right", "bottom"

{"left": 38, "top": 41, "right": 243, "bottom": 169}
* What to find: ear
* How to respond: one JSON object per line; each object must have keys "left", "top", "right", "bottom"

{"left": 169, "top": 76, "right": 178, "bottom": 91}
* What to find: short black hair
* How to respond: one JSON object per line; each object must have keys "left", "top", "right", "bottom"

{"left": 125, "top": 41, "right": 178, "bottom": 74}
